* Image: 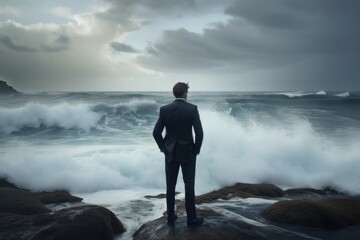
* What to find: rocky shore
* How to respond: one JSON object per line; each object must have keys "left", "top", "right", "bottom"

{"left": 133, "top": 183, "right": 360, "bottom": 240}
{"left": 0, "top": 178, "right": 125, "bottom": 240}
{"left": 2, "top": 177, "right": 360, "bottom": 240}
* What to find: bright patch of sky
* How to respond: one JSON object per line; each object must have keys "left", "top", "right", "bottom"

{"left": 0, "top": 0, "right": 102, "bottom": 24}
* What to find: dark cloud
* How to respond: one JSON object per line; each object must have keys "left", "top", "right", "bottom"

{"left": 0, "top": 33, "right": 70, "bottom": 52}
{"left": 0, "top": 34, "right": 37, "bottom": 52}
{"left": 137, "top": 0, "right": 360, "bottom": 90}
{"left": 111, "top": 42, "right": 137, "bottom": 53}
{"left": 1, "top": 0, "right": 359, "bottom": 91}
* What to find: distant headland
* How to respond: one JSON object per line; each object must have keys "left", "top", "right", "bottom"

{"left": 0, "top": 80, "right": 19, "bottom": 94}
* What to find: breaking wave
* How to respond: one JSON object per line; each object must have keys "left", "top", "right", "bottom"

{"left": 0, "top": 103, "right": 101, "bottom": 134}
{"left": 0, "top": 92, "right": 359, "bottom": 195}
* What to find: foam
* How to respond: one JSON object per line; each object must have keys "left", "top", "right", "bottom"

{"left": 335, "top": 92, "right": 350, "bottom": 97}
{"left": 0, "top": 103, "right": 101, "bottom": 134}
{"left": 1, "top": 105, "right": 360, "bottom": 195}
{"left": 271, "top": 91, "right": 327, "bottom": 98}
{"left": 196, "top": 110, "right": 360, "bottom": 194}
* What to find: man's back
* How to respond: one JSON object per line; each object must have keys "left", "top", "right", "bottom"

{"left": 162, "top": 100, "right": 196, "bottom": 141}
{"left": 153, "top": 99, "right": 203, "bottom": 160}
{"left": 152, "top": 82, "right": 204, "bottom": 226}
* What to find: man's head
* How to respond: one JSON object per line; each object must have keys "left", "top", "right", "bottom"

{"left": 173, "top": 82, "right": 189, "bottom": 99}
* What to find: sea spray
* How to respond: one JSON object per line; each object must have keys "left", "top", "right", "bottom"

{"left": 0, "top": 92, "right": 359, "bottom": 194}
{"left": 0, "top": 103, "right": 100, "bottom": 134}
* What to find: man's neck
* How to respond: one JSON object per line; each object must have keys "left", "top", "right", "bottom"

{"left": 175, "top": 98, "right": 186, "bottom": 101}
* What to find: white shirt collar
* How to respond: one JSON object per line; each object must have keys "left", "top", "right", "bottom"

{"left": 175, "top": 98, "right": 186, "bottom": 101}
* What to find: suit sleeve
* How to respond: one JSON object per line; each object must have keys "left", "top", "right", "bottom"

{"left": 153, "top": 107, "right": 166, "bottom": 152}
{"left": 193, "top": 106, "right": 203, "bottom": 155}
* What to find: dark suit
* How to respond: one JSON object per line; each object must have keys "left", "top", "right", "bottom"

{"left": 153, "top": 99, "right": 203, "bottom": 220}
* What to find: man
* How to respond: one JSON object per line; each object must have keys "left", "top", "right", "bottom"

{"left": 153, "top": 82, "right": 204, "bottom": 225}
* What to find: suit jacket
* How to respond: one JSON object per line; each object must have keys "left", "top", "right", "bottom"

{"left": 153, "top": 99, "right": 203, "bottom": 163}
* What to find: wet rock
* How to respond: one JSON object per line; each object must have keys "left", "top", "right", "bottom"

{"left": 0, "top": 178, "right": 125, "bottom": 239}
{"left": 132, "top": 216, "right": 267, "bottom": 240}
{"left": 0, "top": 80, "right": 19, "bottom": 94}
{"left": 0, "top": 188, "right": 50, "bottom": 215}
{"left": 31, "top": 205, "right": 125, "bottom": 240}
{"left": 0, "top": 178, "right": 18, "bottom": 189}
{"left": 0, "top": 205, "right": 126, "bottom": 240}
{"left": 262, "top": 196, "right": 360, "bottom": 229}
{"left": 284, "top": 188, "right": 327, "bottom": 196}
{"left": 284, "top": 187, "right": 341, "bottom": 196}
{"left": 144, "top": 192, "right": 180, "bottom": 199}
{"left": 35, "top": 191, "right": 83, "bottom": 204}
{"left": 196, "top": 183, "right": 284, "bottom": 204}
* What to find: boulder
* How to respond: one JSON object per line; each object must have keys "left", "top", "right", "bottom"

{"left": 196, "top": 183, "right": 284, "bottom": 204}
{"left": 35, "top": 191, "right": 83, "bottom": 204}
{"left": 0, "top": 80, "right": 18, "bottom": 94}
{"left": 284, "top": 187, "right": 341, "bottom": 196}
{"left": 262, "top": 196, "right": 360, "bottom": 229}
{"left": 0, "top": 205, "right": 126, "bottom": 240}
{"left": 0, "top": 179, "right": 125, "bottom": 239}
{"left": 132, "top": 214, "right": 314, "bottom": 240}
{"left": 0, "top": 188, "right": 50, "bottom": 215}
{"left": 0, "top": 178, "right": 18, "bottom": 189}
{"left": 133, "top": 216, "right": 267, "bottom": 240}
{"left": 31, "top": 205, "right": 125, "bottom": 240}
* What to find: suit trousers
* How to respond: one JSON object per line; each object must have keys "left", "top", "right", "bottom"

{"left": 165, "top": 159, "right": 196, "bottom": 220}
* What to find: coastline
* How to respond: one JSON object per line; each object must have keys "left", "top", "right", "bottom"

{"left": 2, "top": 178, "right": 360, "bottom": 240}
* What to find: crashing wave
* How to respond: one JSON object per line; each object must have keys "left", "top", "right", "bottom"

{"left": 0, "top": 103, "right": 101, "bottom": 134}
{"left": 335, "top": 92, "right": 350, "bottom": 97}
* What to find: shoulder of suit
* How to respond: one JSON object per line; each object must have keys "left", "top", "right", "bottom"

{"left": 184, "top": 101, "right": 197, "bottom": 108}
{"left": 161, "top": 100, "right": 197, "bottom": 109}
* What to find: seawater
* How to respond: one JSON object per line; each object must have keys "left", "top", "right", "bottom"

{"left": 0, "top": 91, "right": 359, "bottom": 194}
{"left": 1, "top": 91, "right": 360, "bottom": 239}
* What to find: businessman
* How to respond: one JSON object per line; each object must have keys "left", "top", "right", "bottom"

{"left": 153, "top": 82, "right": 204, "bottom": 225}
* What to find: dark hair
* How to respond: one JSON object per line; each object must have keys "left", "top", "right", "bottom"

{"left": 173, "top": 82, "right": 189, "bottom": 98}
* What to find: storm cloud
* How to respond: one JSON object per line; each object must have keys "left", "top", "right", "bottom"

{"left": 0, "top": 0, "right": 359, "bottom": 91}
{"left": 136, "top": 0, "right": 360, "bottom": 90}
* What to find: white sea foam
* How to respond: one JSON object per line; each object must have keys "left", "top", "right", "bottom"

{"left": 335, "top": 92, "right": 350, "bottom": 97}
{"left": 196, "top": 110, "right": 360, "bottom": 194}
{"left": 0, "top": 103, "right": 101, "bottom": 133}
{"left": 316, "top": 91, "right": 326, "bottom": 95}
{"left": 1, "top": 107, "right": 360, "bottom": 194}
{"left": 271, "top": 92, "right": 312, "bottom": 98}
{"left": 272, "top": 91, "right": 327, "bottom": 98}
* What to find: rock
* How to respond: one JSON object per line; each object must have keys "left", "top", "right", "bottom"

{"left": 284, "top": 187, "right": 341, "bottom": 196}
{"left": 132, "top": 216, "right": 267, "bottom": 240}
{"left": 0, "top": 178, "right": 83, "bottom": 204}
{"left": 0, "top": 178, "right": 18, "bottom": 189}
{"left": 35, "top": 191, "right": 83, "bottom": 204}
{"left": 0, "top": 80, "right": 19, "bottom": 94}
{"left": 0, "top": 179, "right": 125, "bottom": 239}
{"left": 0, "top": 188, "right": 50, "bottom": 215}
{"left": 32, "top": 205, "right": 125, "bottom": 240}
{"left": 284, "top": 188, "right": 327, "bottom": 196}
{"left": 144, "top": 192, "right": 180, "bottom": 199}
{"left": 262, "top": 196, "right": 360, "bottom": 229}
{"left": 196, "top": 183, "right": 284, "bottom": 204}
{"left": 0, "top": 205, "right": 126, "bottom": 240}
{"left": 173, "top": 199, "right": 222, "bottom": 218}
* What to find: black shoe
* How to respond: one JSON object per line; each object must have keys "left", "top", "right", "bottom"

{"left": 187, "top": 217, "right": 204, "bottom": 226}
{"left": 167, "top": 214, "right": 177, "bottom": 224}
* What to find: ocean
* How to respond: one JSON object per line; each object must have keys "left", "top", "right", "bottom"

{"left": 1, "top": 91, "right": 360, "bottom": 239}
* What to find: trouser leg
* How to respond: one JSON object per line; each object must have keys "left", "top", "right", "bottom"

{"left": 165, "top": 161, "right": 180, "bottom": 216}
{"left": 181, "top": 159, "right": 196, "bottom": 220}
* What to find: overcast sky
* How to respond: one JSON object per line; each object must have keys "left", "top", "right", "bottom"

{"left": 0, "top": 0, "right": 359, "bottom": 91}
